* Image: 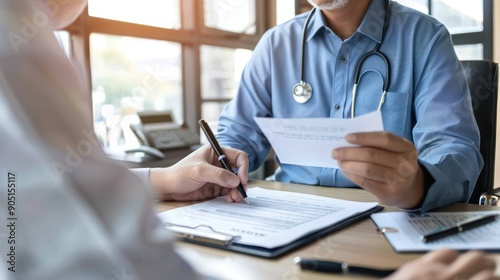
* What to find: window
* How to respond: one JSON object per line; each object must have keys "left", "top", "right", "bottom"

{"left": 90, "top": 34, "right": 183, "bottom": 147}
{"left": 88, "top": 0, "right": 181, "bottom": 29}
{"left": 54, "top": 31, "right": 70, "bottom": 57}
{"left": 65, "top": 1, "right": 267, "bottom": 149}
{"left": 276, "top": 0, "right": 296, "bottom": 25}
{"left": 203, "top": 0, "right": 256, "bottom": 34}
{"left": 394, "top": 0, "right": 492, "bottom": 60}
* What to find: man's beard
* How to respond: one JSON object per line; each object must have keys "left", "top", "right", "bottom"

{"left": 306, "top": 0, "right": 350, "bottom": 10}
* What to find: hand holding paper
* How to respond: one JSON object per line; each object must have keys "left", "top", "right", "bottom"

{"left": 333, "top": 129, "right": 423, "bottom": 209}
{"left": 254, "top": 111, "right": 384, "bottom": 168}
{"left": 255, "top": 111, "right": 424, "bottom": 209}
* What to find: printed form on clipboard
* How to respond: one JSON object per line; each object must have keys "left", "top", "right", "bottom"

{"left": 157, "top": 187, "right": 382, "bottom": 258}
{"left": 371, "top": 211, "right": 500, "bottom": 253}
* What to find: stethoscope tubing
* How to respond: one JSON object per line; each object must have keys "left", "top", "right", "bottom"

{"left": 294, "top": 1, "right": 391, "bottom": 115}
{"left": 299, "top": 8, "right": 316, "bottom": 84}
{"left": 351, "top": 46, "right": 390, "bottom": 118}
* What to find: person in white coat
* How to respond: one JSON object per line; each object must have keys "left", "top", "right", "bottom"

{"left": 0, "top": 1, "right": 246, "bottom": 279}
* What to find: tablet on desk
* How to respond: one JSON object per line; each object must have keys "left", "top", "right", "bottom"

{"left": 371, "top": 211, "right": 500, "bottom": 253}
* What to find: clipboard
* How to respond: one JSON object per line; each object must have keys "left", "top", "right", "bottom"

{"left": 166, "top": 205, "right": 384, "bottom": 258}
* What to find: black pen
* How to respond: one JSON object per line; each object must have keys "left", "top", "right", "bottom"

{"left": 198, "top": 119, "right": 249, "bottom": 204}
{"left": 294, "top": 257, "right": 395, "bottom": 277}
{"left": 420, "top": 213, "right": 499, "bottom": 243}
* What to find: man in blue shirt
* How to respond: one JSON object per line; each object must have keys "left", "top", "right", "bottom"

{"left": 216, "top": 0, "right": 483, "bottom": 212}
{"left": 2, "top": 1, "right": 495, "bottom": 279}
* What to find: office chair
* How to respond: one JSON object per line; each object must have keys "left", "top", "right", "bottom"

{"left": 460, "top": 60, "right": 499, "bottom": 205}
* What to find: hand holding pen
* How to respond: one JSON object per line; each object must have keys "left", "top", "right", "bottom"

{"left": 149, "top": 143, "right": 249, "bottom": 202}
{"left": 198, "top": 119, "right": 250, "bottom": 204}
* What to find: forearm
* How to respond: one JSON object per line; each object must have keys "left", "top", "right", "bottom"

{"left": 130, "top": 167, "right": 177, "bottom": 201}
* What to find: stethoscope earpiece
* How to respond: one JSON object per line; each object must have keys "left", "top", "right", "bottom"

{"left": 292, "top": 81, "right": 312, "bottom": 103}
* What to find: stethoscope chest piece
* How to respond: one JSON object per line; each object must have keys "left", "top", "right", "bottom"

{"left": 292, "top": 81, "right": 312, "bottom": 103}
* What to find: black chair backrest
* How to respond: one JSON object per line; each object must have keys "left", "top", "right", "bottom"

{"left": 460, "top": 60, "right": 498, "bottom": 203}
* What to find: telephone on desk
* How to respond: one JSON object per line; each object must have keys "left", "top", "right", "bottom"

{"left": 127, "top": 111, "right": 200, "bottom": 159}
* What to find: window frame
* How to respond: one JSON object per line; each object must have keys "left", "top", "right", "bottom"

{"left": 63, "top": 0, "right": 273, "bottom": 134}
{"left": 445, "top": 0, "right": 493, "bottom": 59}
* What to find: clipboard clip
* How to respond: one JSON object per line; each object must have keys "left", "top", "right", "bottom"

{"left": 165, "top": 224, "right": 240, "bottom": 246}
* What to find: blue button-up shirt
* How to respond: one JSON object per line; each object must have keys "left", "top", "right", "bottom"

{"left": 217, "top": 0, "right": 482, "bottom": 212}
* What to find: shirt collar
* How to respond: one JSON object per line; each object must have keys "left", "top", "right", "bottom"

{"left": 358, "top": 0, "right": 387, "bottom": 44}
{"left": 305, "top": 8, "right": 326, "bottom": 42}
{"left": 306, "top": 0, "right": 388, "bottom": 44}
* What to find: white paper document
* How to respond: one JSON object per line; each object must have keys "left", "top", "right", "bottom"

{"left": 371, "top": 211, "right": 500, "bottom": 252}
{"left": 158, "top": 187, "right": 379, "bottom": 249}
{"left": 254, "top": 111, "right": 384, "bottom": 168}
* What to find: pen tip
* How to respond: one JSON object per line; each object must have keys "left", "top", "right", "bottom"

{"left": 244, "top": 198, "right": 250, "bottom": 205}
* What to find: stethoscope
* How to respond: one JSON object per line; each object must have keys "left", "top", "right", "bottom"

{"left": 292, "top": 1, "right": 391, "bottom": 119}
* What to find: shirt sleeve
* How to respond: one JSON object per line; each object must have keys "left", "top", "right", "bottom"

{"left": 216, "top": 30, "right": 275, "bottom": 171}
{"left": 130, "top": 168, "right": 151, "bottom": 187}
{"left": 410, "top": 25, "right": 483, "bottom": 212}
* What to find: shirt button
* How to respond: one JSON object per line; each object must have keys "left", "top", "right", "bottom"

{"left": 334, "top": 105, "right": 341, "bottom": 110}
{"left": 340, "top": 56, "right": 346, "bottom": 62}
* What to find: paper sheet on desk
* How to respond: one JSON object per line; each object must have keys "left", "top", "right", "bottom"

{"left": 254, "top": 111, "right": 383, "bottom": 168}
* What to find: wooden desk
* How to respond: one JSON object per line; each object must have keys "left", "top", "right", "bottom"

{"left": 156, "top": 180, "right": 500, "bottom": 280}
